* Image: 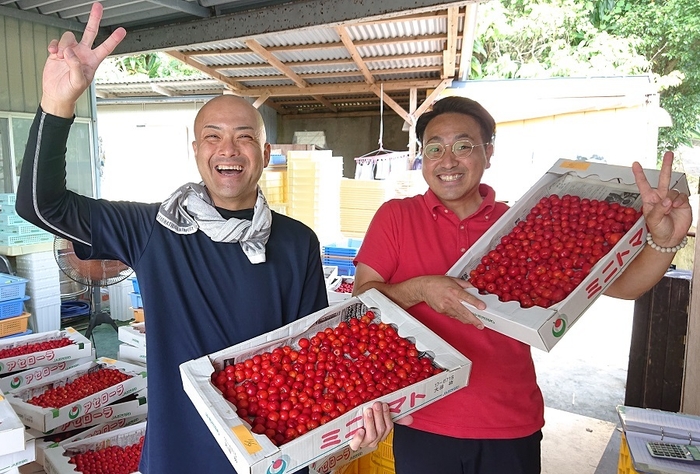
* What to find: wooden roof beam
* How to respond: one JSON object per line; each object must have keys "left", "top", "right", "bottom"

{"left": 228, "top": 66, "right": 441, "bottom": 82}
{"left": 245, "top": 39, "right": 309, "bottom": 89}
{"left": 187, "top": 34, "right": 448, "bottom": 57}
{"left": 458, "top": 2, "right": 479, "bottom": 81}
{"left": 247, "top": 79, "right": 444, "bottom": 97}
{"left": 369, "top": 84, "right": 409, "bottom": 122}
{"left": 443, "top": 6, "right": 459, "bottom": 78}
{"left": 335, "top": 26, "right": 375, "bottom": 84}
{"left": 211, "top": 53, "right": 445, "bottom": 72}
{"left": 165, "top": 50, "right": 248, "bottom": 93}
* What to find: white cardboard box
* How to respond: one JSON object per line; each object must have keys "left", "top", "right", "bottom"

{"left": 180, "top": 288, "right": 471, "bottom": 474}
{"left": 0, "top": 389, "right": 24, "bottom": 457}
{"left": 0, "top": 431, "right": 35, "bottom": 473}
{"left": 118, "top": 344, "right": 147, "bottom": 367}
{"left": 0, "top": 328, "right": 92, "bottom": 376}
{"left": 0, "top": 355, "right": 95, "bottom": 393}
{"left": 43, "top": 421, "right": 145, "bottom": 474}
{"left": 7, "top": 358, "right": 147, "bottom": 432}
{"left": 30, "top": 388, "right": 148, "bottom": 436}
{"left": 117, "top": 323, "right": 146, "bottom": 350}
{"left": 447, "top": 159, "right": 690, "bottom": 352}
{"left": 32, "top": 414, "right": 148, "bottom": 467}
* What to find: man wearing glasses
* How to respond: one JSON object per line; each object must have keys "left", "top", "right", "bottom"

{"left": 352, "top": 96, "right": 692, "bottom": 474}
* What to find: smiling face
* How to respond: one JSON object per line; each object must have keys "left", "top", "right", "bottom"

{"left": 192, "top": 96, "right": 270, "bottom": 210}
{"left": 421, "top": 112, "right": 493, "bottom": 220}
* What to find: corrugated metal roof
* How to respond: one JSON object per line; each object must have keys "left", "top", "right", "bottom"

{"left": 2, "top": 0, "right": 482, "bottom": 116}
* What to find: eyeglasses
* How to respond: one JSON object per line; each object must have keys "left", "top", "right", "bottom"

{"left": 422, "top": 139, "right": 488, "bottom": 161}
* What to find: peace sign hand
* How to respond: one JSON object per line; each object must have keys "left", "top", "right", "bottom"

{"left": 632, "top": 151, "right": 692, "bottom": 249}
{"left": 41, "top": 2, "right": 126, "bottom": 117}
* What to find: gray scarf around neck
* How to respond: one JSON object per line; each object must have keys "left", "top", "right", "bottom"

{"left": 156, "top": 182, "right": 272, "bottom": 264}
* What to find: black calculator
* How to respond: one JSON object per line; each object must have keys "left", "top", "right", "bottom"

{"left": 646, "top": 442, "right": 700, "bottom": 462}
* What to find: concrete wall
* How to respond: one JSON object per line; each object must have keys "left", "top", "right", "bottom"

{"left": 279, "top": 113, "right": 409, "bottom": 178}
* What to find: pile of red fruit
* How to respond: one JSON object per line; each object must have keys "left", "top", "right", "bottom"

{"left": 0, "top": 337, "right": 73, "bottom": 359}
{"left": 211, "top": 310, "right": 443, "bottom": 446}
{"left": 468, "top": 194, "right": 641, "bottom": 309}
{"left": 334, "top": 280, "right": 354, "bottom": 293}
{"left": 69, "top": 435, "right": 144, "bottom": 474}
{"left": 27, "top": 368, "right": 132, "bottom": 408}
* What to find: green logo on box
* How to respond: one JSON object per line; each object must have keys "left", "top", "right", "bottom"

{"left": 68, "top": 405, "right": 82, "bottom": 419}
{"left": 10, "top": 376, "right": 21, "bottom": 389}
{"left": 552, "top": 316, "right": 567, "bottom": 338}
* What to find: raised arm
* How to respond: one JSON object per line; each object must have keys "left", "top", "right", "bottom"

{"left": 605, "top": 151, "right": 693, "bottom": 299}
{"left": 15, "top": 2, "right": 126, "bottom": 245}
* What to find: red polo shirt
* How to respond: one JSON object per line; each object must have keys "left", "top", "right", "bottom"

{"left": 355, "top": 184, "right": 545, "bottom": 439}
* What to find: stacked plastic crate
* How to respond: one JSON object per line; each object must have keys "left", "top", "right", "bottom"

{"left": 259, "top": 166, "right": 288, "bottom": 215}
{"left": 0, "top": 274, "right": 31, "bottom": 339}
{"left": 322, "top": 238, "right": 362, "bottom": 276}
{"left": 0, "top": 193, "right": 54, "bottom": 249}
{"left": 15, "top": 252, "right": 62, "bottom": 333}
{"left": 287, "top": 150, "right": 342, "bottom": 245}
{"left": 129, "top": 276, "right": 144, "bottom": 322}
{"left": 339, "top": 179, "right": 394, "bottom": 238}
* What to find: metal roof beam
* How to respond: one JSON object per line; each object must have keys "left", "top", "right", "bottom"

{"left": 0, "top": 4, "right": 84, "bottom": 31}
{"left": 146, "top": 0, "right": 211, "bottom": 18}
{"left": 102, "top": 0, "right": 477, "bottom": 55}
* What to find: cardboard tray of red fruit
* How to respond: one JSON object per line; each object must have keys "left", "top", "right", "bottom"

{"left": 0, "top": 387, "right": 25, "bottom": 457}
{"left": 6, "top": 358, "right": 147, "bottom": 432}
{"left": 26, "top": 387, "right": 149, "bottom": 437}
{"left": 43, "top": 421, "right": 146, "bottom": 474}
{"left": 31, "top": 414, "right": 148, "bottom": 468}
{"left": 0, "top": 354, "right": 95, "bottom": 393}
{"left": 447, "top": 158, "right": 689, "bottom": 352}
{"left": 179, "top": 288, "right": 472, "bottom": 474}
{"left": 0, "top": 328, "right": 93, "bottom": 376}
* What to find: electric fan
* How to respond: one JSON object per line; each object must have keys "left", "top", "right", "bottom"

{"left": 53, "top": 236, "right": 134, "bottom": 340}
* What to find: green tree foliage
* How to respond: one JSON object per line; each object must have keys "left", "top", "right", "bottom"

{"left": 590, "top": 0, "right": 700, "bottom": 150}
{"left": 104, "top": 52, "right": 199, "bottom": 79}
{"left": 473, "top": 0, "right": 700, "bottom": 152}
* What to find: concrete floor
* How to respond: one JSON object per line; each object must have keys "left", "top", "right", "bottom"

{"left": 536, "top": 295, "right": 634, "bottom": 473}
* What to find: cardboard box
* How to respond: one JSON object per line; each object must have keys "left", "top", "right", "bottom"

{"left": 30, "top": 388, "right": 148, "bottom": 437}
{"left": 43, "top": 421, "right": 146, "bottom": 474}
{"left": 180, "top": 288, "right": 471, "bottom": 474}
{"left": 447, "top": 159, "right": 690, "bottom": 352}
{"left": 117, "top": 323, "right": 146, "bottom": 350}
{"left": 0, "top": 431, "right": 35, "bottom": 473}
{"left": 32, "top": 414, "right": 147, "bottom": 467}
{"left": 7, "top": 358, "right": 147, "bottom": 432}
{"left": 118, "top": 344, "right": 147, "bottom": 367}
{"left": 0, "top": 355, "right": 95, "bottom": 393}
{"left": 0, "top": 328, "right": 93, "bottom": 376}
{"left": 0, "top": 389, "right": 24, "bottom": 457}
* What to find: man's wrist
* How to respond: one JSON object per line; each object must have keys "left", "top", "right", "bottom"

{"left": 40, "top": 97, "right": 76, "bottom": 118}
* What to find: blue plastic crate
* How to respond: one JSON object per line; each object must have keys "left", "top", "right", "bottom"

{"left": 130, "top": 292, "right": 143, "bottom": 308}
{"left": 322, "top": 238, "right": 363, "bottom": 258}
{"left": 0, "top": 274, "right": 28, "bottom": 302}
{"left": 0, "top": 296, "right": 30, "bottom": 320}
{"left": 322, "top": 258, "right": 356, "bottom": 276}
{"left": 129, "top": 277, "right": 140, "bottom": 294}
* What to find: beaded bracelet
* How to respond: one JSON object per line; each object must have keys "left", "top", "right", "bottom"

{"left": 645, "top": 233, "right": 688, "bottom": 253}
